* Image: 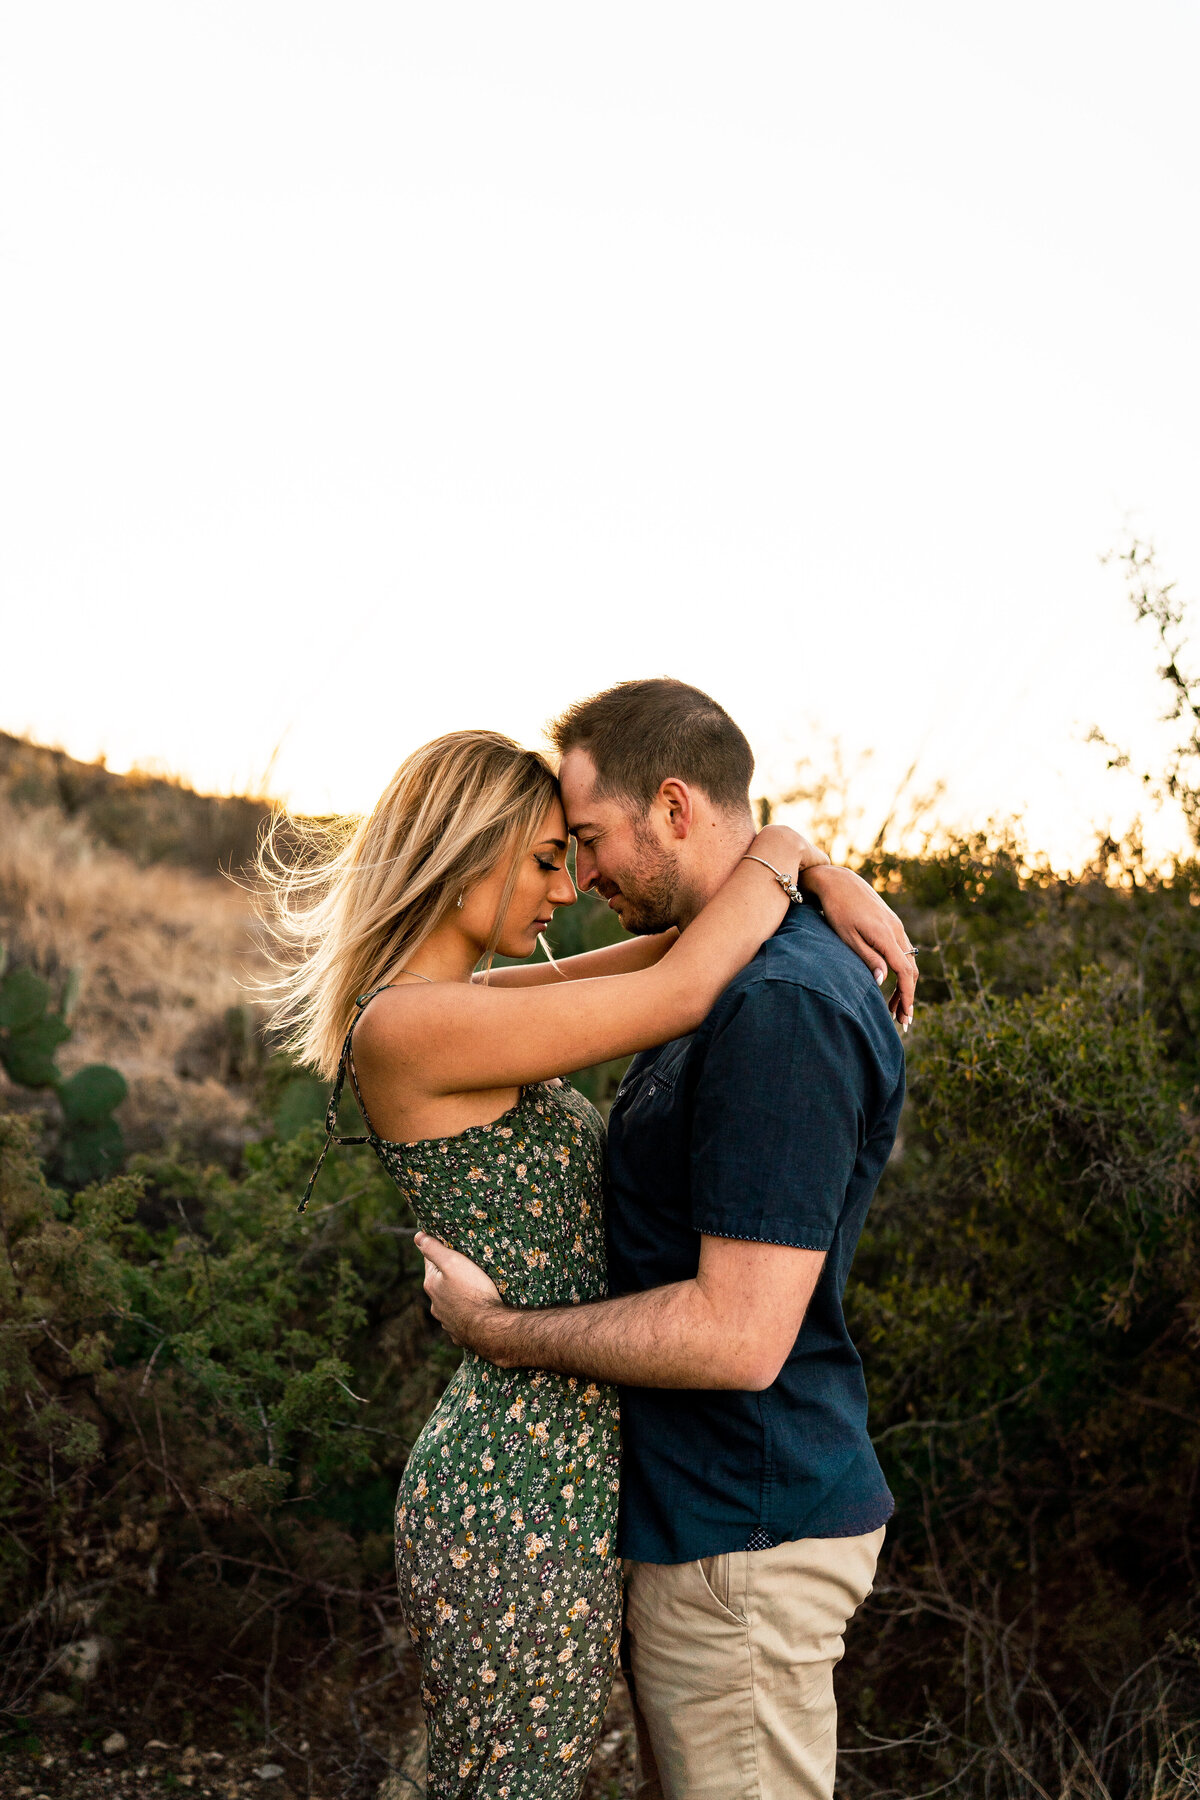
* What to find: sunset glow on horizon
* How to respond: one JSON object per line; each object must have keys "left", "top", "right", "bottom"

{"left": 4, "top": 3, "right": 1200, "bottom": 870}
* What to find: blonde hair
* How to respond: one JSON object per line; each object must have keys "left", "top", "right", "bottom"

{"left": 256, "top": 731, "right": 558, "bottom": 1077}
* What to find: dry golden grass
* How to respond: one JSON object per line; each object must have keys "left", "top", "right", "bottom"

{"left": 0, "top": 798, "right": 271, "bottom": 1158}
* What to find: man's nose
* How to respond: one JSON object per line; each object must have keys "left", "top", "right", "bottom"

{"left": 573, "top": 844, "right": 599, "bottom": 892}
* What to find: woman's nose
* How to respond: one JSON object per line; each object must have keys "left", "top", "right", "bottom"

{"left": 550, "top": 866, "right": 577, "bottom": 906}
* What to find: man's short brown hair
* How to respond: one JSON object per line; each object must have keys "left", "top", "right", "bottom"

{"left": 549, "top": 679, "right": 754, "bottom": 814}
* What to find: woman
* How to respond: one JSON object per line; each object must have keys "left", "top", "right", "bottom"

{"left": 261, "top": 730, "right": 900, "bottom": 1800}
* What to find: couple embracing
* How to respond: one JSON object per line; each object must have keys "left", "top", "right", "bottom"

{"left": 268, "top": 679, "right": 914, "bottom": 1800}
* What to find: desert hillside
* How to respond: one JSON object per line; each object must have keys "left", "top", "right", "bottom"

{"left": 0, "top": 735, "right": 275, "bottom": 1162}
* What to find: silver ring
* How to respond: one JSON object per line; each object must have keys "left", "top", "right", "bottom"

{"left": 904, "top": 946, "right": 922, "bottom": 958}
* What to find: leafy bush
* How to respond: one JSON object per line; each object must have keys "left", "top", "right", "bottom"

{"left": 840, "top": 960, "right": 1200, "bottom": 1794}
{"left": 0, "top": 1109, "right": 445, "bottom": 1728}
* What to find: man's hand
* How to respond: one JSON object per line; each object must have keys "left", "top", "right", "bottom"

{"left": 800, "top": 864, "right": 918, "bottom": 1029}
{"left": 416, "top": 1232, "right": 509, "bottom": 1359}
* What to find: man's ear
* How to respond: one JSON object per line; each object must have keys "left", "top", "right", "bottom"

{"left": 657, "top": 779, "right": 694, "bottom": 840}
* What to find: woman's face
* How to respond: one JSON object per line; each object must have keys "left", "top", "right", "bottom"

{"left": 462, "top": 797, "right": 577, "bottom": 959}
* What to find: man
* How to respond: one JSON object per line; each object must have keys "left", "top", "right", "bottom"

{"left": 418, "top": 679, "right": 910, "bottom": 1800}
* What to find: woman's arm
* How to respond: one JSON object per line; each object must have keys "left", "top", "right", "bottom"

{"left": 480, "top": 869, "right": 919, "bottom": 1026}
{"left": 473, "top": 931, "right": 677, "bottom": 988}
{"left": 355, "top": 825, "right": 810, "bottom": 1097}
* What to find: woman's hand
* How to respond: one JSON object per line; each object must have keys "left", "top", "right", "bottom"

{"left": 801, "top": 866, "right": 918, "bottom": 1029}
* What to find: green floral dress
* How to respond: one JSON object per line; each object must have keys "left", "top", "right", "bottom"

{"left": 302, "top": 992, "right": 622, "bottom": 1799}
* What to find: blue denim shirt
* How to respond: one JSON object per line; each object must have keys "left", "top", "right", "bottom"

{"left": 606, "top": 902, "right": 904, "bottom": 1563}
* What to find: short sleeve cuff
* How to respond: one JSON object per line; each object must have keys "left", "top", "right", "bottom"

{"left": 693, "top": 1216, "right": 835, "bottom": 1253}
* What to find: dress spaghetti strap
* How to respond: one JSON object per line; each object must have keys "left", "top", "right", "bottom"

{"left": 296, "top": 982, "right": 395, "bottom": 1213}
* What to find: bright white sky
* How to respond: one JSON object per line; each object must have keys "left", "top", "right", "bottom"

{"left": 3, "top": 2, "right": 1199, "bottom": 866}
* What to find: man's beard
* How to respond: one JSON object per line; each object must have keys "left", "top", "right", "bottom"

{"left": 615, "top": 824, "right": 684, "bottom": 936}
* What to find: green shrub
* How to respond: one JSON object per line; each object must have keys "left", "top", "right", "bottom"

{"left": 841, "top": 964, "right": 1200, "bottom": 1793}
{"left": 0, "top": 1111, "right": 445, "bottom": 1716}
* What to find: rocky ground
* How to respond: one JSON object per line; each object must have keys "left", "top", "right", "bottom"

{"left": 0, "top": 1671, "right": 638, "bottom": 1800}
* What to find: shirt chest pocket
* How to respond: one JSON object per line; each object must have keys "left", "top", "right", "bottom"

{"left": 642, "top": 1066, "right": 673, "bottom": 1105}
{"left": 645, "top": 1035, "right": 693, "bottom": 1098}
{"left": 626, "top": 1038, "right": 694, "bottom": 1135}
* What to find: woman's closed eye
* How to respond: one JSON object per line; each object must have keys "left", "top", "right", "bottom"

{"left": 536, "top": 856, "right": 563, "bottom": 873}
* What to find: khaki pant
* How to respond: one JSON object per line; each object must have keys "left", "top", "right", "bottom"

{"left": 622, "top": 1527, "right": 885, "bottom": 1800}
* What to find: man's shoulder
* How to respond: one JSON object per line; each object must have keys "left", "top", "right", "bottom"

{"left": 737, "top": 906, "right": 885, "bottom": 1014}
{"left": 700, "top": 907, "right": 905, "bottom": 1081}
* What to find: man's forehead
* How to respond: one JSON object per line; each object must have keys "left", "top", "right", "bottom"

{"left": 557, "top": 748, "right": 597, "bottom": 803}
{"left": 558, "top": 750, "right": 623, "bottom": 833}
{"left": 563, "top": 797, "right": 620, "bottom": 833}
{"left": 557, "top": 745, "right": 596, "bottom": 783}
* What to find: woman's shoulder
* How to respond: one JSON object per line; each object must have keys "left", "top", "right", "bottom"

{"left": 353, "top": 979, "right": 475, "bottom": 1056}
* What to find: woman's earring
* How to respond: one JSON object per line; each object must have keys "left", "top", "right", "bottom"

{"left": 456, "top": 891, "right": 465, "bottom": 910}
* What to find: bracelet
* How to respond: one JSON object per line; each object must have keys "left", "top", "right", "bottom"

{"left": 742, "top": 854, "right": 804, "bottom": 906}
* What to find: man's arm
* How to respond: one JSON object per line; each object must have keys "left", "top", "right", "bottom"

{"left": 421, "top": 979, "right": 877, "bottom": 1390}
{"left": 418, "top": 1230, "right": 825, "bottom": 1391}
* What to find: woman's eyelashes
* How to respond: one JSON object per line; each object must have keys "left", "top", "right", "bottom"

{"left": 535, "top": 856, "right": 563, "bottom": 873}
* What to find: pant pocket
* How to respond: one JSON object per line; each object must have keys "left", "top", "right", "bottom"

{"left": 697, "top": 1554, "right": 746, "bottom": 1625}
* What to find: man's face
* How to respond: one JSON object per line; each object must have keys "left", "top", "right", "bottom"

{"left": 558, "top": 747, "right": 684, "bottom": 936}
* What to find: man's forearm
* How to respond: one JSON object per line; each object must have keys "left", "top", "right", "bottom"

{"left": 472, "top": 1279, "right": 766, "bottom": 1390}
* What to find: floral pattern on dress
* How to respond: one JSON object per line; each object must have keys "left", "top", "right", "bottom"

{"left": 373, "top": 1082, "right": 621, "bottom": 1800}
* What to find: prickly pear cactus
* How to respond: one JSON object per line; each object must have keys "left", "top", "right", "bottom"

{"left": 57, "top": 1063, "right": 128, "bottom": 1185}
{"left": 0, "top": 959, "right": 128, "bottom": 1186}
{"left": 0, "top": 967, "right": 71, "bottom": 1087}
